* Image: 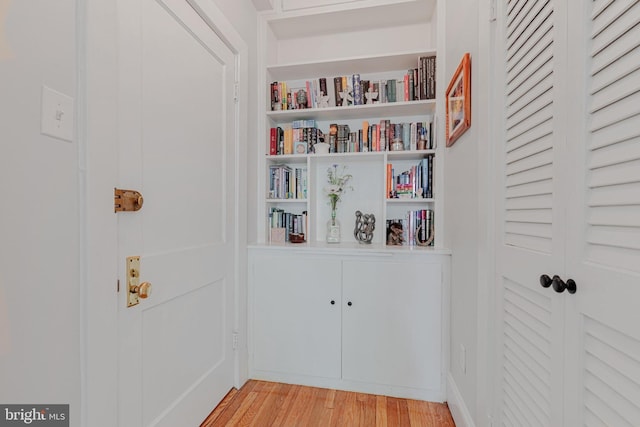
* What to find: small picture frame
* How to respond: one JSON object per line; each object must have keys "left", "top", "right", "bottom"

{"left": 294, "top": 141, "right": 308, "bottom": 154}
{"left": 445, "top": 53, "right": 471, "bottom": 147}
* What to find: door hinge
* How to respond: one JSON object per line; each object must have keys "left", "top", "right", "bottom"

{"left": 489, "top": 0, "right": 497, "bottom": 22}
{"left": 233, "top": 82, "right": 239, "bottom": 103}
{"left": 232, "top": 332, "right": 239, "bottom": 350}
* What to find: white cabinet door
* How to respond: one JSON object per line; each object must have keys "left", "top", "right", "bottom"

{"left": 342, "top": 259, "right": 442, "bottom": 392}
{"left": 251, "top": 253, "right": 342, "bottom": 379}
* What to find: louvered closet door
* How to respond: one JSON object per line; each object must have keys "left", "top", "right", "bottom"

{"left": 563, "top": 0, "right": 640, "bottom": 425}
{"left": 495, "top": 1, "right": 569, "bottom": 425}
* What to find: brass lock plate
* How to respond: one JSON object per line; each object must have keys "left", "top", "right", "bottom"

{"left": 114, "top": 188, "right": 144, "bottom": 212}
{"left": 127, "top": 256, "right": 140, "bottom": 307}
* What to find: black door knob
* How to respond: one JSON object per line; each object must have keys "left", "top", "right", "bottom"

{"left": 347, "top": 301, "right": 352, "bottom": 306}
{"left": 330, "top": 300, "right": 335, "bottom": 305}
{"left": 551, "top": 276, "right": 577, "bottom": 294}
{"left": 539, "top": 274, "right": 552, "bottom": 288}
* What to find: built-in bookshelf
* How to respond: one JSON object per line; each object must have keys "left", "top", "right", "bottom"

{"left": 250, "top": 0, "right": 449, "bottom": 403}
{"left": 256, "top": 0, "right": 442, "bottom": 249}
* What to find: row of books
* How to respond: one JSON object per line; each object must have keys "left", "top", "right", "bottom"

{"left": 269, "top": 119, "right": 434, "bottom": 156}
{"left": 270, "top": 80, "right": 330, "bottom": 111}
{"left": 386, "top": 209, "right": 434, "bottom": 247}
{"left": 269, "top": 208, "right": 307, "bottom": 243}
{"left": 418, "top": 56, "right": 437, "bottom": 100}
{"left": 325, "top": 120, "right": 434, "bottom": 153}
{"left": 269, "top": 55, "right": 436, "bottom": 111}
{"left": 269, "top": 120, "right": 323, "bottom": 155}
{"left": 334, "top": 75, "right": 417, "bottom": 106}
{"left": 386, "top": 156, "right": 434, "bottom": 199}
{"left": 268, "top": 165, "right": 308, "bottom": 199}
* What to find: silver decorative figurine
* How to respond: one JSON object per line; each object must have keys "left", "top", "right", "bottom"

{"left": 354, "top": 211, "right": 375, "bottom": 244}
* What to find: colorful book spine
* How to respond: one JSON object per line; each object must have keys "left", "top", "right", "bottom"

{"left": 270, "top": 82, "right": 277, "bottom": 111}
{"left": 342, "top": 76, "right": 348, "bottom": 105}
{"left": 269, "top": 127, "right": 277, "bottom": 155}
{"left": 426, "top": 56, "right": 436, "bottom": 100}
{"left": 386, "top": 163, "right": 393, "bottom": 198}
{"left": 352, "top": 74, "right": 362, "bottom": 106}
{"left": 319, "top": 78, "right": 327, "bottom": 97}
{"left": 386, "top": 79, "right": 395, "bottom": 102}
{"left": 404, "top": 74, "right": 410, "bottom": 101}
{"left": 362, "top": 121, "right": 369, "bottom": 152}
{"left": 305, "top": 81, "right": 312, "bottom": 108}
{"left": 283, "top": 127, "right": 293, "bottom": 155}
{"left": 403, "top": 123, "right": 411, "bottom": 150}
{"left": 281, "top": 81, "right": 287, "bottom": 110}
{"left": 292, "top": 119, "right": 316, "bottom": 128}
{"left": 372, "top": 82, "right": 379, "bottom": 104}
{"left": 333, "top": 77, "right": 343, "bottom": 106}
{"left": 428, "top": 155, "right": 434, "bottom": 198}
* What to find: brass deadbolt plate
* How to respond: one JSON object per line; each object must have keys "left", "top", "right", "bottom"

{"left": 127, "top": 256, "right": 140, "bottom": 307}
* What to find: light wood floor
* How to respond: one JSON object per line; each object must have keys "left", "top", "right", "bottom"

{"left": 201, "top": 380, "right": 455, "bottom": 427}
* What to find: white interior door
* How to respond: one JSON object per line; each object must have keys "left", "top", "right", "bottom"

{"left": 564, "top": 1, "right": 640, "bottom": 425}
{"left": 494, "top": 1, "right": 569, "bottom": 425}
{"left": 116, "top": 0, "right": 237, "bottom": 426}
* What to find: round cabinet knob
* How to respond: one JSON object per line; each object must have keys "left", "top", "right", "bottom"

{"left": 330, "top": 300, "right": 335, "bottom": 305}
{"left": 347, "top": 301, "right": 352, "bottom": 307}
{"left": 539, "top": 274, "right": 552, "bottom": 288}
{"left": 137, "top": 282, "right": 152, "bottom": 298}
{"left": 551, "top": 276, "right": 577, "bottom": 294}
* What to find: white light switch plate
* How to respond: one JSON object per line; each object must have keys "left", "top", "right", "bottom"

{"left": 41, "top": 85, "right": 74, "bottom": 142}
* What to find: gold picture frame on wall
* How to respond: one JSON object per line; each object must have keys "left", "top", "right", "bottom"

{"left": 445, "top": 53, "right": 471, "bottom": 147}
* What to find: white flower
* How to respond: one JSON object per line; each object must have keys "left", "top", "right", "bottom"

{"left": 324, "top": 164, "right": 353, "bottom": 210}
{"left": 327, "top": 184, "right": 343, "bottom": 195}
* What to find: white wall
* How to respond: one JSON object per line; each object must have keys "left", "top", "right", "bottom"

{"left": 442, "top": 0, "right": 490, "bottom": 425}
{"left": 0, "top": 0, "right": 81, "bottom": 422}
{"left": 443, "top": 0, "right": 495, "bottom": 424}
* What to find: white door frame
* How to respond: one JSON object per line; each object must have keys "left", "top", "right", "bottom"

{"left": 79, "top": 1, "right": 249, "bottom": 425}
{"left": 475, "top": 0, "right": 498, "bottom": 425}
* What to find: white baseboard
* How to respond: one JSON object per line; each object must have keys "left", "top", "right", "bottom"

{"left": 447, "top": 373, "right": 476, "bottom": 427}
